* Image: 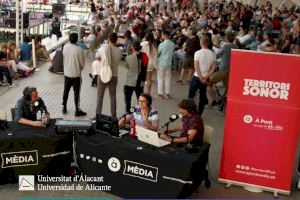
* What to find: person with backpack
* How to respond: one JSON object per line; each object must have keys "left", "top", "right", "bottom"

{"left": 123, "top": 40, "right": 148, "bottom": 113}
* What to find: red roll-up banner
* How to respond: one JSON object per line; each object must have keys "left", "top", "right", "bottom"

{"left": 219, "top": 50, "right": 300, "bottom": 194}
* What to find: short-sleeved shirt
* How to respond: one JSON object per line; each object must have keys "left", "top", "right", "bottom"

{"left": 126, "top": 105, "right": 159, "bottom": 129}
{"left": 157, "top": 39, "right": 175, "bottom": 70}
{"left": 194, "top": 48, "right": 216, "bottom": 77}
{"left": 181, "top": 114, "right": 204, "bottom": 145}
{"left": 15, "top": 97, "right": 49, "bottom": 122}
{"left": 185, "top": 36, "right": 200, "bottom": 57}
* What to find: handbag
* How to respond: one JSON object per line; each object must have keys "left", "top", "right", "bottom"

{"left": 98, "top": 44, "right": 112, "bottom": 83}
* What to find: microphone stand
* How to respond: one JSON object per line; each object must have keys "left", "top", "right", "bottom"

{"left": 0, "top": 120, "right": 13, "bottom": 135}
{"left": 4, "top": 125, "right": 13, "bottom": 135}
{"left": 166, "top": 123, "right": 169, "bottom": 135}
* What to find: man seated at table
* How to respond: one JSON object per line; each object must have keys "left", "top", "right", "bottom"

{"left": 118, "top": 93, "right": 159, "bottom": 131}
{"left": 160, "top": 99, "right": 204, "bottom": 146}
{"left": 15, "top": 87, "right": 50, "bottom": 127}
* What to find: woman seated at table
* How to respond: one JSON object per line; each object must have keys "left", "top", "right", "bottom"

{"left": 160, "top": 99, "right": 204, "bottom": 146}
{"left": 119, "top": 93, "right": 159, "bottom": 131}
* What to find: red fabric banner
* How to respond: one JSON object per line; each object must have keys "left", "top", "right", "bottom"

{"left": 219, "top": 50, "right": 300, "bottom": 194}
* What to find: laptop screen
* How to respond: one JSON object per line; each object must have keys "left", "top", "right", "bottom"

{"left": 96, "top": 114, "right": 119, "bottom": 136}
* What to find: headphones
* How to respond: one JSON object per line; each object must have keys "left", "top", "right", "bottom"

{"left": 23, "top": 87, "right": 37, "bottom": 101}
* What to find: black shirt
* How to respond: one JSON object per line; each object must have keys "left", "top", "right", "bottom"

{"left": 15, "top": 97, "right": 49, "bottom": 122}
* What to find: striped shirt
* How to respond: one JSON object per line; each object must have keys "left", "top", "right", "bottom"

{"left": 126, "top": 105, "right": 159, "bottom": 129}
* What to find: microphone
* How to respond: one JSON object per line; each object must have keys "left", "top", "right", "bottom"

{"left": 160, "top": 114, "right": 179, "bottom": 129}
{"left": 34, "top": 99, "right": 46, "bottom": 113}
{"left": 34, "top": 101, "right": 39, "bottom": 107}
{"left": 129, "top": 107, "right": 136, "bottom": 114}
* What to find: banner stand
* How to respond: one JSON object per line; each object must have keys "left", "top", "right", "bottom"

{"left": 219, "top": 50, "right": 300, "bottom": 198}
{"left": 219, "top": 179, "right": 286, "bottom": 198}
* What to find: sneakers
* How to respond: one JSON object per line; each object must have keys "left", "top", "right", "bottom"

{"left": 176, "top": 80, "right": 183, "bottom": 85}
{"left": 75, "top": 110, "right": 87, "bottom": 117}
{"left": 8, "top": 83, "right": 16, "bottom": 88}
{"left": 154, "top": 94, "right": 164, "bottom": 99}
{"left": 211, "top": 100, "right": 219, "bottom": 106}
{"left": 164, "top": 94, "right": 171, "bottom": 99}
{"left": 0, "top": 81, "right": 8, "bottom": 86}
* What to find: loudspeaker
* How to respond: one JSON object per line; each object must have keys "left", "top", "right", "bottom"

{"left": 4, "top": 12, "right": 29, "bottom": 28}
{"left": 52, "top": 4, "right": 66, "bottom": 16}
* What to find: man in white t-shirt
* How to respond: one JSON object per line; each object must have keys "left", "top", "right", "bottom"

{"left": 188, "top": 35, "right": 217, "bottom": 116}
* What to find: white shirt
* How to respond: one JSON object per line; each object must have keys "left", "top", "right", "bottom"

{"left": 63, "top": 43, "right": 85, "bottom": 78}
{"left": 194, "top": 48, "right": 216, "bottom": 77}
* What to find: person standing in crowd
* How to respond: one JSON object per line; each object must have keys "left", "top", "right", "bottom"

{"left": 177, "top": 29, "right": 200, "bottom": 85}
{"left": 124, "top": 30, "right": 133, "bottom": 56}
{"left": 123, "top": 40, "right": 148, "bottom": 113}
{"left": 119, "top": 93, "right": 159, "bottom": 131}
{"left": 160, "top": 99, "right": 204, "bottom": 146}
{"left": 96, "top": 33, "right": 122, "bottom": 118}
{"left": 19, "top": 36, "right": 32, "bottom": 66}
{"left": 156, "top": 30, "right": 175, "bottom": 99}
{"left": 89, "top": 52, "right": 100, "bottom": 87}
{"left": 50, "top": 17, "right": 62, "bottom": 40}
{"left": 188, "top": 35, "right": 217, "bottom": 116}
{"left": 208, "top": 32, "right": 237, "bottom": 104}
{"left": 15, "top": 87, "right": 50, "bottom": 127}
{"left": 62, "top": 33, "right": 86, "bottom": 116}
{"left": 141, "top": 31, "right": 158, "bottom": 94}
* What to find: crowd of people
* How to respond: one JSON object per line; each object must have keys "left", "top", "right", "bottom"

{"left": 11, "top": 0, "right": 300, "bottom": 146}
{"left": 0, "top": 35, "right": 52, "bottom": 87}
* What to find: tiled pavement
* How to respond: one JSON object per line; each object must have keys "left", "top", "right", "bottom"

{"left": 0, "top": 55, "right": 299, "bottom": 199}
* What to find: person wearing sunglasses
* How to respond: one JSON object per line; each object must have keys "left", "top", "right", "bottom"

{"left": 119, "top": 93, "right": 159, "bottom": 131}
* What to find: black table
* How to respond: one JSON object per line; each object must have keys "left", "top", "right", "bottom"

{"left": 0, "top": 120, "right": 73, "bottom": 184}
{"left": 76, "top": 133, "right": 210, "bottom": 198}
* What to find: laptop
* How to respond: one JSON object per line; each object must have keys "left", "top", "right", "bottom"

{"left": 136, "top": 126, "right": 171, "bottom": 147}
{"left": 96, "top": 114, "right": 129, "bottom": 137}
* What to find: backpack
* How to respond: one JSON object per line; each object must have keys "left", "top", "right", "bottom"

{"left": 136, "top": 52, "right": 148, "bottom": 87}
{"left": 98, "top": 44, "right": 112, "bottom": 83}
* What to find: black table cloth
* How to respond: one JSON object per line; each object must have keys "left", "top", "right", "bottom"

{"left": 0, "top": 120, "right": 73, "bottom": 184}
{"left": 76, "top": 132, "right": 210, "bottom": 198}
